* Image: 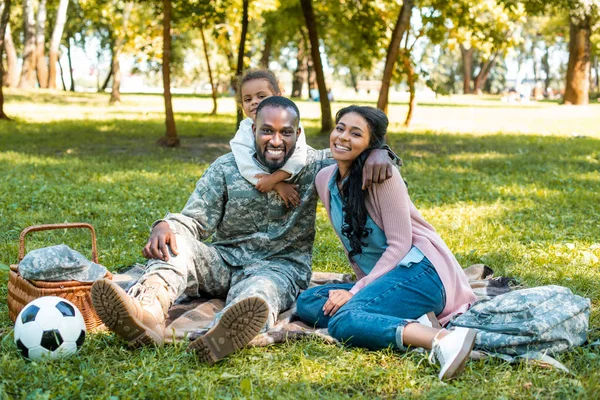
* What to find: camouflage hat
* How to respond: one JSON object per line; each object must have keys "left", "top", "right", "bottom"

{"left": 18, "top": 244, "right": 108, "bottom": 282}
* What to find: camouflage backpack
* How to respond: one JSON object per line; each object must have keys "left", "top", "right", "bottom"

{"left": 448, "top": 285, "right": 590, "bottom": 357}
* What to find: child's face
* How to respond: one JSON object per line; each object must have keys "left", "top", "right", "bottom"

{"left": 241, "top": 79, "right": 279, "bottom": 120}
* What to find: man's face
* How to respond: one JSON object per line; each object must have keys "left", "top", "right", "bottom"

{"left": 252, "top": 106, "right": 301, "bottom": 171}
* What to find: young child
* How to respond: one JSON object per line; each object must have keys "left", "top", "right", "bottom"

{"left": 230, "top": 70, "right": 308, "bottom": 207}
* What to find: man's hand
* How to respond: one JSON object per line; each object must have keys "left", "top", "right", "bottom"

{"left": 363, "top": 148, "right": 394, "bottom": 189}
{"left": 142, "top": 221, "right": 178, "bottom": 261}
{"left": 274, "top": 182, "right": 300, "bottom": 208}
{"left": 323, "top": 289, "right": 353, "bottom": 316}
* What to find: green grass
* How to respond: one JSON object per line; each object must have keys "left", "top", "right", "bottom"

{"left": 1, "top": 90, "right": 599, "bottom": 399}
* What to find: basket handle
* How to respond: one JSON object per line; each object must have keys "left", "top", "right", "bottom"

{"left": 18, "top": 223, "right": 98, "bottom": 263}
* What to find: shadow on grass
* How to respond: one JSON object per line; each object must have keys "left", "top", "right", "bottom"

{"left": 2, "top": 117, "right": 599, "bottom": 269}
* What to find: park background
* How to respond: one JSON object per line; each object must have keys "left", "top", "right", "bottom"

{"left": 0, "top": 0, "right": 599, "bottom": 398}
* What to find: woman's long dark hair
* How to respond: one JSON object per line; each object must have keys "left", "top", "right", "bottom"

{"left": 336, "top": 106, "right": 388, "bottom": 258}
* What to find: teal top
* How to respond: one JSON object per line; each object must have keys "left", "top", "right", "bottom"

{"left": 329, "top": 169, "right": 424, "bottom": 275}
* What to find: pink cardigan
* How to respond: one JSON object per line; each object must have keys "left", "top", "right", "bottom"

{"left": 315, "top": 165, "right": 477, "bottom": 325}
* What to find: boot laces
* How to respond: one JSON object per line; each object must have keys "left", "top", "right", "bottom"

{"left": 129, "top": 283, "right": 161, "bottom": 307}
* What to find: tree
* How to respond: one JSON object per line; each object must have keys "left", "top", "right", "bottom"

{"left": 35, "top": 0, "right": 48, "bottom": 88}
{"left": 157, "top": 0, "right": 179, "bottom": 147}
{"left": 47, "top": 0, "right": 68, "bottom": 89}
{"left": 3, "top": 23, "right": 18, "bottom": 87}
{"left": 377, "top": 0, "right": 413, "bottom": 113}
{"left": 421, "top": 43, "right": 462, "bottom": 96}
{"left": 514, "top": 0, "right": 599, "bottom": 104}
{"left": 300, "top": 0, "right": 332, "bottom": 133}
{"left": 318, "top": 1, "right": 388, "bottom": 94}
{"left": 199, "top": 22, "right": 218, "bottom": 115}
{"left": 1, "top": 0, "right": 12, "bottom": 120}
{"left": 109, "top": 1, "right": 134, "bottom": 104}
{"left": 235, "top": 0, "right": 248, "bottom": 126}
{"left": 563, "top": 6, "right": 592, "bottom": 104}
{"left": 398, "top": 20, "right": 425, "bottom": 127}
{"left": 19, "top": 0, "right": 37, "bottom": 89}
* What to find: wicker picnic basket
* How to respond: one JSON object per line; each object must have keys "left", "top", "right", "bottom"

{"left": 7, "top": 223, "right": 112, "bottom": 332}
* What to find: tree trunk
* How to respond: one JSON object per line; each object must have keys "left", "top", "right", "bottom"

{"left": 594, "top": 56, "right": 600, "bottom": 92}
{"left": 35, "top": 0, "right": 48, "bottom": 88}
{"left": 260, "top": 33, "right": 271, "bottom": 69}
{"left": 100, "top": 59, "right": 112, "bottom": 91}
{"left": 349, "top": 69, "right": 358, "bottom": 93}
{"left": 3, "top": 24, "right": 18, "bottom": 87}
{"left": 460, "top": 44, "right": 473, "bottom": 94}
{"left": 110, "top": 1, "right": 133, "bottom": 104}
{"left": 588, "top": 57, "right": 597, "bottom": 93}
{"left": 402, "top": 51, "right": 415, "bottom": 127}
{"left": 199, "top": 22, "right": 217, "bottom": 115}
{"left": 235, "top": 0, "right": 249, "bottom": 126}
{"left": 67, "top": 36, "right": 75, "bottom": 91}
{"left": 376, "top": 0, "right": 413, "bottom": 113}
{"left": 563, "top": 16, "right": 591, "bottom": 105}
{"left": 217, "top": 27, "right": 236, "bottom": 98}
{"left": 300, "top": 0, "right": 332, "bottom": 133}
{"left": 542, "top": 44, "right": 551, "bottom": 92}
{"left": 306, "top": 53, "right": 316, "bottom": 90}
{"left": 109, "top": 47, "right": 122, "bottom": 103}
{"left": 157, "top": 0, "right": 179, "bottom": 147}
{"left": 291, "top": 39, "right": 306, "bottom": 98}
{"left": 1, "top": 0, "right": 12, "bottom": 120}
{"left": 473, "top": 54, "right": 497, "bottom": 94}
{"left": 19, "top": 0, "right": 37, "bottom": 89}
{"left": 47, "top": 0, "right": 69, "bottom": 89}
{"left": 58, "top": 55, "right": 67, "bottom": 90}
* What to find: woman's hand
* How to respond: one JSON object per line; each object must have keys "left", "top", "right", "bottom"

{"left": 323, "top": 290, "right": 353, "bottom": 316}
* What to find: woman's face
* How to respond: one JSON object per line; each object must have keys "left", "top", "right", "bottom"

{"left": 330, "top": 112, "right": 371, "bottom": 165}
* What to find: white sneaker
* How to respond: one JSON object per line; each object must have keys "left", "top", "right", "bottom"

{"left": 416, "top": 311, "right": 442, "bottom": 329}
{"left": 429, "top": 327, "right": 477, "bottom": 381}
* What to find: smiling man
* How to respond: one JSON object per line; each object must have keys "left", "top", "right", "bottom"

{"left": 91, "top": 96, "right": 397, "bottom": 364}
{"left": 253, "top": 97, "right": 301, "bottom": 171}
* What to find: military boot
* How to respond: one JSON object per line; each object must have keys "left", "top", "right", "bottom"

{"left": 91, "top": 276, "right": 170, "bottom": 347}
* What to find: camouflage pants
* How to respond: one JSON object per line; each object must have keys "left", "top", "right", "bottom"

{"left": 138, "top": 233, "right": 299, "bottom": 329}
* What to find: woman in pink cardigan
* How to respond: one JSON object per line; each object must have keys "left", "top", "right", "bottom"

{"left": 296, "top": 105, "right": 479, "bottom": 381}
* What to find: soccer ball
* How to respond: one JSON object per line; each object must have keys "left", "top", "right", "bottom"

{"left": 14, "top": 296, "right": 86, "bottom": 361}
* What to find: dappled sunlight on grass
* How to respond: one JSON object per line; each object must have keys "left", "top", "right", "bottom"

{"left": 1, "top": 90, "right": 599, "bottom": 398}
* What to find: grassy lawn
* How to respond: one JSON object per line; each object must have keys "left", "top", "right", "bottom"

{"left": 1, "top": 90, "right": 599, "bottom": 398}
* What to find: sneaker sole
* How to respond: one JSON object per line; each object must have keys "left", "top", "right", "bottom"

{"left": 91, "top": 279, "right": 164, "bottom": 347}
{"left": 187, "top": 296, "right": 268, "bottom": 364}
{"left": 439, "top": 329, "right": 477, "bottom": 381}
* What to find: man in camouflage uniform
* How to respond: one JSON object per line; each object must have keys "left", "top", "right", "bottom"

{"left": 91, "top": 96, "right": 395, "bottom": 363}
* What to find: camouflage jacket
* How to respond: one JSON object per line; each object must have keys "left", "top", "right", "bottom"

{"left": 161, "top": 149, "right": 334, "bottom": 290}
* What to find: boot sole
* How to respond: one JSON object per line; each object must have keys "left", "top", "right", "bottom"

{"left": 91, "top": 279, "right": 164, "bottom": 347}
{"left": 187, "top": 296, "right": 268, "bottom": 364}
{"left": 438, "top": 328, "right": 477, "bottom": 381}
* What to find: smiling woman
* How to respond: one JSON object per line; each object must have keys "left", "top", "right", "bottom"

{"left": 296, "top": 105, "right": 479, "bottom": 381}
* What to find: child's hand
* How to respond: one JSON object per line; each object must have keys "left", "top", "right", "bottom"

{"left": 255, "top": 173, "right": 278, "bottom": 192}
{"left": 274, "top": 182, "right": 300, "bottom": 208}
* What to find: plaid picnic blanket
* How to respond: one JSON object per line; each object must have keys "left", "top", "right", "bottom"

{"left": 112, "top": 263, "right": 516, "bottom": 346}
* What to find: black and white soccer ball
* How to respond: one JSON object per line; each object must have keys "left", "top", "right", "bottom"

{"left": 14, "top": 296, "right": 86, "bottom": 361}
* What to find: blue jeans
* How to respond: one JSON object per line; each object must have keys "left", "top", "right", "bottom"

{"left": 296, "top": 257, "right": 446, "bottom": 351}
